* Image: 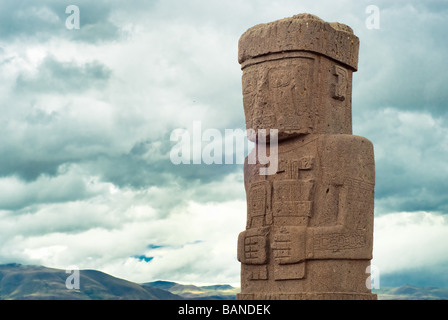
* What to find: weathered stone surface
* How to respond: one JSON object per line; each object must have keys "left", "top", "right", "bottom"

{"left": 237, "top": 14, "right": 376, "bottom": 300}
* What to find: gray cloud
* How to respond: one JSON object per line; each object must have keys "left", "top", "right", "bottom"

{"left": 353, "top": 1, "right": 448, "bottom": 118}
{"left": 16, "top": 56, "right": 111, "bottom": 94}
{"left": 345, "top": 1, "right": 448, "bottom": 216}
{"left": 0, "top": 0, "right": 121, "bottom": 43}
{"left": 0, "top": 164, "right": 107, "bottom": 211}
{"left": 373, "top": 211, "right": 448, "bottom": 288}
{"left": 355, "top": 108, "right": 448, "bottom": 215}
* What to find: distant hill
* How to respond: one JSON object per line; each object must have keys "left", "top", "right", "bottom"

{"left": 0, "top": 264, "right": 182, "bottom": 300}
{"left": 144, "top": 280, "right": 239, "bottom": 300}
{"left": 1, "top": 264, "right": 447, "bottom": 300}
{"left": 374, "top": 285, "right": 448, "bottom": 300}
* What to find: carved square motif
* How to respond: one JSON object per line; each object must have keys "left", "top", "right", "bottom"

{"left": 249, "top": 265, "right": 268, "bottom": 280}
{"left": 237, "top": 228, "right": 269, "bottom": 265}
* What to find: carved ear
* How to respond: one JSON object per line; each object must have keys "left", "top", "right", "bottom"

{"left": 332, "top": 65, "right": 348, "bottom": 101}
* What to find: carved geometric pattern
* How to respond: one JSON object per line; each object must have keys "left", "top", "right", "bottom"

{"left": 248, "top": 265, "right": 268, "bottom": 280}
{"left": 332, "top": 65, "right": 348, "bottom": 101}
{"left": 273, "top": 180, "right": 314, "bottom": 218}
{"left": 313, "top": 233, "right": 366, "bottom": 252}
{"left": 237, "top": 228, "right": 269, "bottom": 265}
{"left": 272, "top": 227, "right": 306, "bottom": 265}
{"left": 248, "top": 181, "right": 271, "bottom": 228}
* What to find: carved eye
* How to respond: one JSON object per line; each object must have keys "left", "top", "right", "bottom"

{"left": 269, "top": 68, "right": 291, "bottom": 88}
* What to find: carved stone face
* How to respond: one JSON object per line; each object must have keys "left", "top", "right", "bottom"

{"left": 242, "top": 55, "right": 314, "bottom": 141}
{"left": 241, "top": 53, "right": 353, "bottom": 141}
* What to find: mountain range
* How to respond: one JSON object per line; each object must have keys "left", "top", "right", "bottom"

{"left": 144, "top": 280, "right": 239, "bottom": 300}
{"left": 0, "top": 264, "right": 446, "bottom": 300}
{"left": 0, "top": 263, "right": 180, "bottom": 300}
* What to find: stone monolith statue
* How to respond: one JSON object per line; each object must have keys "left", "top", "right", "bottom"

{"left": 237, "top": 13, "right": 377, "bottom": 300}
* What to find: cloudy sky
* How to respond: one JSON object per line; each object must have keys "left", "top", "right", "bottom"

{"left": 0, "top": 0, "right": 447, "bottom": 289}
